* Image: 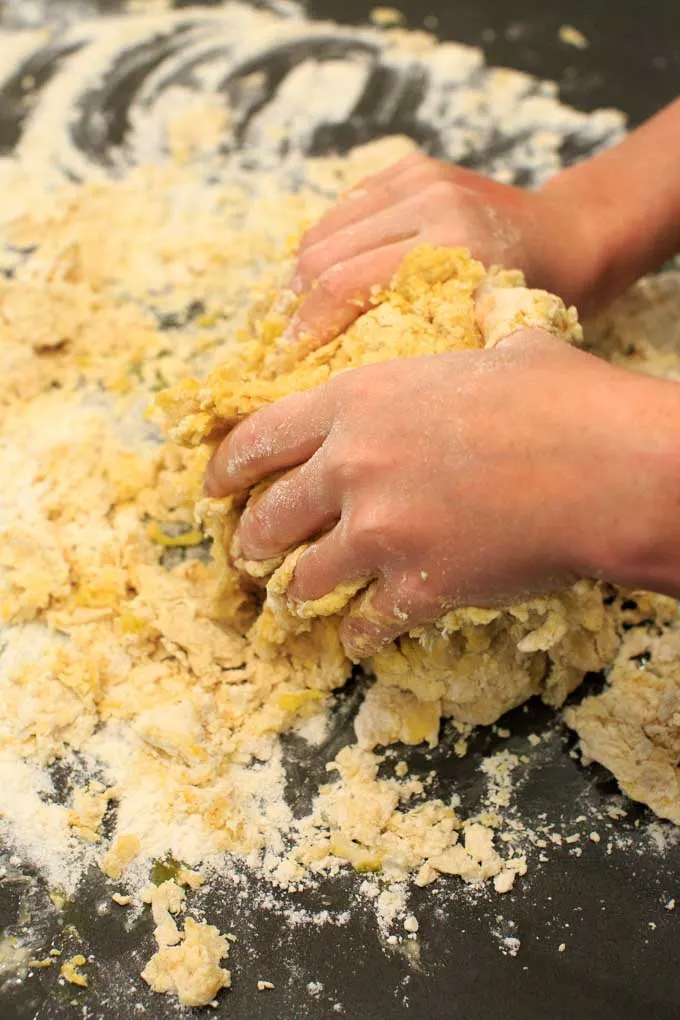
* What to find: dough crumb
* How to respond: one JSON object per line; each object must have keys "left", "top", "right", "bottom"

{"left": 501, "top": 936, "right": 521, "bottom": 957}
{"left": 100, "top": 834, "right": 141, "bottom": 880}
{"left": 141, "top": 917, "right": 231, "bottom": 1008}
{"left": 559, "top": 25, "right": 589, "bottom": 49}
{"left": 61, "top": 955, "right": 88, "bottom": 987}
{"left": 178, "top": 868, "right": 205, "bottom": 890}
{"left": 68, "top": 783, "right": 114, "bottom": 843}
{"left": 257, "top": 980, "right": 275, "bottom": 991}
{"left": 370, "top": 6, "right": 405, "bottom": 27}
{"left": 142, "top": 880, "right": 186, "bottom": 948}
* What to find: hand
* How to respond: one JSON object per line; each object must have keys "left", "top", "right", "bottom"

{"left": 289, "top": 99, "right": 680, "bottom": 350}
{"left": 205, "top": 328, "right": 680, "bottom": 659}
{"left": 285, "top": 152, "right": 600, "bottom": 349}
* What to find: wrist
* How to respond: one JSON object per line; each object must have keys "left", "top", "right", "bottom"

{"left": 540, "top": 100, "right": 680, "bottom": 316}
{"left": 536, "top": 166, "right": 622, "bottom": 316}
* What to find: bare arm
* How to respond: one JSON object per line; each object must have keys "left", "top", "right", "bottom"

{"left": 542, "top": 97, "right": 680, "bottom": 311}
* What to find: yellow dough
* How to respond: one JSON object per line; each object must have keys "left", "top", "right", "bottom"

{"left": 565, "top": 594, "right": 680, "bottom": 824}
{"left": 159, "top": 244, "right": 622, "bottom": 734}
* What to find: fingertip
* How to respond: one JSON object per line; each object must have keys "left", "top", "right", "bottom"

{"left": 203, "top": 446, "right": 226, "bottom": 497}
{"left": 339, "top": 615, "right": 391, "bottom": 662}
{"left": 204, "top": 433, "right": 246, "bottom": 497}
{"left": 281, "top": 314, "right": 302, "bottom": 345}
{"left": 282, "top": 313, "right": 333, "bottom": 353}
{"left": 234, "top": 503, "right": 264, "bottom": 560}
{"left": 284, "top": 547, "right": 311, "bottom": 603}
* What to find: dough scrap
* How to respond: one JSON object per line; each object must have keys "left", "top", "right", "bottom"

{"left": 566, "top": 594, "right": 680, "bottom": 824}
{"left": 140, "top": 881, "right": 231, "bottom": 1010}
{"left": 100, "top": 833, "right": 141, "bottom": 881}
{"left": 141, "top": 915, "right": 231, "bottom": 1008}
{"left": 60, "top": 954, "right": 88, "bottom": 988}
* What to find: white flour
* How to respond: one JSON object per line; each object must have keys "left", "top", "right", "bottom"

{"left": 0, "top": 0, "right": 677, "bottom": 1010}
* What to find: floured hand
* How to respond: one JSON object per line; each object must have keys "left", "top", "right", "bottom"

{"left": 206, "top": 327, "right": 680, "bottom": 659}
{"left": 285, "top": 152, "right": 599, "bottom": 348}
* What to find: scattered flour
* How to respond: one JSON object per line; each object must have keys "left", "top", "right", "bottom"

{"left": 0, "top": 0, "right": 677, "bottom": 1010}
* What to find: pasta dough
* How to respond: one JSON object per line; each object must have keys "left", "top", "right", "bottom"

{"left": 159, "top": 244, "right": 619, "bottom": 737}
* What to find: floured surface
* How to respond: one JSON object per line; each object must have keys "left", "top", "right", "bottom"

{"left": 0, "top": 1, "right": 679, "bottom": 1015}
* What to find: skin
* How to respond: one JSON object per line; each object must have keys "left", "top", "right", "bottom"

{"left": 206, "top": 99, "right": 680, "bottom": 660}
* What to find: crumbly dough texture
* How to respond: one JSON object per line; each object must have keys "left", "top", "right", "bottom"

{"left": 140, "top": 876, "right": 232, "bottom": 1008}
{"left": 565, "top": 594, "right": 680, "bottom": 824}
{"left": 1, "top": 81, "right": 679, "bottom": 1006}
{"left": 160, "top": 244, "right": 618, "bottom": 733}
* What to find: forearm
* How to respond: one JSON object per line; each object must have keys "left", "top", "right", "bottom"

{"left": 542, "top": 98, "right": 680, "bottom": 312}
{"left": 579, "top": 367, "right": 680, "bottom": 597}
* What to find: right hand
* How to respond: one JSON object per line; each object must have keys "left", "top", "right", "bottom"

{"left": 206, "top": 327, "right": 680, "bottom": 658}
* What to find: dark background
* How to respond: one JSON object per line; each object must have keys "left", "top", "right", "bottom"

{"left": 0, "top": 2, "right": 678, "bottom": 1019}
{"left": 308, "top": 0, "right": 680, "bottom": 126}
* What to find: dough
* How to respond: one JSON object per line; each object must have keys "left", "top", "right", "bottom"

{"left": 141, "top": 915, "right": 231, "bottom": 1008}
{"left": 159, "top": 244, "right": 619, "bottom": 733}
{"left": 565, "top": 593, "right": 680, "bottom": 823}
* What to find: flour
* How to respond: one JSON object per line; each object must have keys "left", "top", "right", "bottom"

{"left": 0, "top": 0, "right": 676, "bottom": 1010}
{"left": 0, "top": 751, "right": 96, "bottom": 893}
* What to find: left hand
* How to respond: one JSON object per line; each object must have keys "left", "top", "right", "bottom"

{"left": 283, "top": 151, "right": 602, "bottom": 349}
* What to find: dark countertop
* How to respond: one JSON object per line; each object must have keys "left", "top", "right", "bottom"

{"left": 0, "top": 2, "right": 678, "bottom": 1019}
{"left": 309, "top": 0, "right": 680, "bottom": 126}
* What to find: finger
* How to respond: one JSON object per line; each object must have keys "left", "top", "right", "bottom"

{"left": 297, "top": 152, "right": 424, "bottom": 256}
{"left": 237, "top": 454, "right": 340, "bottom": 561}
{"left": 204, "top": 386, "right": 333, "bottom": 497}
{"left": 286, "top": 239, "right": 414, "bottom": 349}
{"left": 296, "top": 156, "right": 476, "bottom": 262}
{"left": 340, "top": 575, "right": 437, "bottom": 661}
{"left": 295, "top": 195, "right": 423, "bottom": 293}
{"left": 286, "top": 521, "right": 376, "bottom": 605}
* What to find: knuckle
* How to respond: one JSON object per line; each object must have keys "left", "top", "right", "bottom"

{"left": 296, "top": 246, "right": 325, "bottom": 282}
{"left": 323, "top": 442, "right": 359, "bottom": 488}
{"left": 316, "top": 262, "right": 351, "bottom": 302}
{"left": 422, "top": 177, "right": 460, "bottom": 206}
{"left": 324, "top": 439, "right": 382, "bottom": 490}
{"left": 349, "top": 505, "right": 396, "bottom": 554}
{"left": 394, "top": 574, "right": 433, "bottom": 615}
{"left": 240, "top": 496, "right": 275, "bottom": 548}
